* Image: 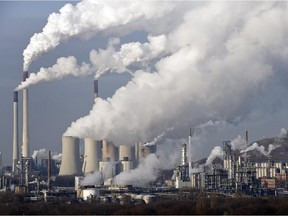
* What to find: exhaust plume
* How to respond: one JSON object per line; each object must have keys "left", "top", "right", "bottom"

{"left": 240, "top": 142, "right": 278, "bottom": 157}
{"left": 205, "top": 146, "right": 224, "bottom": 166}
{"left": 65, "top": 2, "right": 288, "bottom": 146}
{"left": 17, "top": 34, "right": 167, "bottom": 90}
{"left": 23, "top": 0, "right": 174, "bottom": 71}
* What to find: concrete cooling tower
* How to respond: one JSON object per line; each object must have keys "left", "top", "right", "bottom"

{"left": 119, "top": 144, "right": 132, "bottom": 161}
{"left": 102, "top": 140, "right": 116, "bottom": 162}
{"left": 82, "top": 138, "right": 101, "bottom": 174}
{"left": 12, "top": 91, "right": 19, "bottom": 173}
{"left": 59, "top": 136, "right": 82, "bottom": 176}
{"left": 135, "top": 142, "right": 156, "bottom": 165}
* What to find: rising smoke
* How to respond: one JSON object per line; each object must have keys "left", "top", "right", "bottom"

{"left": 240, "top": 142, "right": 277, "bottom": 157}
{"left": 21, "top": 1, "right": 288, "bottom": 157}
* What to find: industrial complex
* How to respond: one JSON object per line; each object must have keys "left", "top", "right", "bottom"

{"left": 0, "top": 71, "right": 288, "bottom": 205}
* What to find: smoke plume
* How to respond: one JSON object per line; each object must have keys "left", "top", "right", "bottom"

{"left": 205, "top": 146, "right": 224, "bottom": 166}
{"left": 240, "top": 142, "right": 277, "bottom": 157}
{"left": 23, "top": 0, "right": 174, "bottom": 71}
{"left": 114, "top": 154, "right": 160, "bottom": 187}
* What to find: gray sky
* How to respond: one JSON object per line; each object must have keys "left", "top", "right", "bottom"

{"left": 1, "top": 1, "right": 288, "bottom": 166}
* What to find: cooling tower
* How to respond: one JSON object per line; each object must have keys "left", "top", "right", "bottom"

{"left": 12, "top": 91, "right": 19, "bottom": 173}
{"left": 22, "top": 71, "right": 29, "bottom": 158}
{"left": 99, "top": 161, "right": 115, "bottom": 179}
{"left": 102, "top": 140, "right": 116, "bottom": 162}
{"left": 135, "top": 142, "right": 156, "bottom": 165}
{"left": 119, "top": 144, "right": 132, "bottom": 161}
{"left": 83, "top": 138, "right": 101, "bottom": 174}
{"left": 59, "top": 136, "right": 82, "bottom": 176}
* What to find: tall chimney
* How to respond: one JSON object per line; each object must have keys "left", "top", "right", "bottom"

{"left": 48, "top": 150, "right": 51, "bottom": 190}
{"left": 244, "top": 130, "right": 248, "bottom": 164}
{"left": 22, "top": 71, "right": 29, "bottom": 158}
{"left": 12, "top": 91, "right": 19, "bottom": 173}
{"left": 94, "top": 79, "right": 98, "bottom": 99}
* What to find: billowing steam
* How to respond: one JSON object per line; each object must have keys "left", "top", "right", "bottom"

{"left": 205, "top": 146, "right": 224, "bottom": 166}
{"left": 23, "top": 0, "right": 174, "bottom": 71}
{"left": 31, "top": 148, "right": 62, "bottom": 166}
{"left": 64, "top": 2, "right": 288, "bottom": 145}
{"left": 114, "top": 154, "right": 160, "bottom": 187}
{"left": 240, "top": 142, "right": 277, "bottom": 157}
{"left": 17, "top": 35, "right": 167, "bottom": 91}
{"left": 144, "top": 127, "right": 174, "bottom": 147}
{"left": 21, "top": 1, "right": 288, "bottom": 153}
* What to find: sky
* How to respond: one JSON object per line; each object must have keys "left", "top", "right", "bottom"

{"left": 1, "top": 1, "right": 288, "bottom": 167}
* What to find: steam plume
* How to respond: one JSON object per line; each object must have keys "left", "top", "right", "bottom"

{"left": 205, "top": 146, "right": 224, "bottom": 166}
{"left": 240, "top": 142, "right": 277, "bottom": 157}
{"left": 23, "top": 0, "right": 174, "bottom": 70}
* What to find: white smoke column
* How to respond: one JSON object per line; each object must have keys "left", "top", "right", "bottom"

{"left": 23, "top": 0, "right": 174, "bottom": 70}
{"left": 230, "top": 135, "right": 247, "bottom": 151}
{"left": 240, "top": 142, "right": 277, "bottom": 157}
{"left": 16, "top": 56, "right": 91, "bottom": 91}
{"left": 32, "top": 148, "right": 62, "bottom": 165}
{"left": 144, "top": 127, "right": 174, "bottom": 146}
{"left": 280, "top": 128, "right": 287, "bottom": 138}
{"left": 114, "top": 154, "right": 160, "bottom": 187}
{"left": 205, "top": 146, "right": 224, "bottom": 166}
{"left": 17, "top": 34, "right": 167, "bottom": 90}
{"left": 80, "top": 171, "right": 102, "bottom": 186}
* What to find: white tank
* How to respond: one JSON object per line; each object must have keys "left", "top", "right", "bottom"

{"left": 59, "top": 136, "right": 82, "bottom": 176}
{"left": 83, "top": 138, "right": 101, "bottom": 174}
{"left": 120, "top": 160, "right": 133, "bottom": 172}
{"left": 102, "top": 140, "right": 116, "bottom": 162}
{"left": 119, "top": 144, "right": 132, "bottom": 161}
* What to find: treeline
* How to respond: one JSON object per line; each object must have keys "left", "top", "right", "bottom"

{"left": 1, "top": 193, "right": 288, "bottom": 214}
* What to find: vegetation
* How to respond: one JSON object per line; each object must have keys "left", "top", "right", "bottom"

{"left": 1, "top": 192, "right": 288, "bottom": 214}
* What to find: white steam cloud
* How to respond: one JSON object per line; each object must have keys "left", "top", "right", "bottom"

{"left": 240, "top": 142, "right": 277, "bottom": 157}
{"left": 31, "top": 148, "right": 62, "bottom": 166}
{"left": 21, "top": 1, "right": 288, "bottom": 153}
{"left": 205, "top": 146, "right": 224, "bottom": 166}
{"left": 17, "top": 34, "right": 167, "bottom": 91}
{"left": 23, "top": 0, "right": 174, "bottom": 71}
{"left": 114, "top": 154, "right": 160, "bottom": 187}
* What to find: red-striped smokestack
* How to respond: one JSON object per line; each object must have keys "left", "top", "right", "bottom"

{"left": 12, "top": 91, "right": 19, "bottom": 173}
{"left": 22, "top": 71, "right": 29, "bottom": 158}
{"left": 94, "top": 79, "right": 98, "bottom": 99}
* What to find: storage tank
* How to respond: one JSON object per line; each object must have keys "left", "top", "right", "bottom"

{"left": 59, "top": 136, "right": 82, "bottom": 176}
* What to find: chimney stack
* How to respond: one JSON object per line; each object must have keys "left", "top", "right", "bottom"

{"left": 12, "top": 91, "right": 19, "bottom": 173}
{"left": 93, "top": 79, "right": 98, "bottom": 99}
{"left": 48, "top": 150, "right": 51, "bottom": 190}
{"left": 22, "top": 71, "right": 29, "bottom": 158}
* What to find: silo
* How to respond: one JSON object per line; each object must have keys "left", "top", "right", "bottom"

{"left": 83, "top": 138, "right": 101, "bottom": 174}
{"left": 102, "top": 140, "right": 116, "bottom": 162}
{"left": 59, "top": 136, "right": 82, "bottom": 176}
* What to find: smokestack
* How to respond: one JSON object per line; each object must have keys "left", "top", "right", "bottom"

{"left": 83, "top": 138, "right": 101, "bottom": 174}
{"left": 94, "top": 79, "right": 98, "bottom": 99}
{"left": 12, "top": 91, "right": 19, "bottom": 173}
{"left": 244, "top": 130, "right": 248, "bottom": 164}
{"left": 48, "top": 150, "right": 51, "bottom": 190}
{"left": 59, "top": 136, "right": 82, "bottom": 176}
{"left": 22, "top": 71, "right": 29, "bottom": 158}
{"left": 181, "top": 143, "right": 187, "bottom": 166}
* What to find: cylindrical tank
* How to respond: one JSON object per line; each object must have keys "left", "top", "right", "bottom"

{"left": 12, "top": 91, "right": 19, "bottom": 173}
{"left": 102, "top": 140, "right": 116, "bottom": 162}
{"left": 59, "top": 136, "right": 82, "bottom": 176}
{"left": 119, "top": 144, "right": 132, "bottom": 161}
{"left": 22, "top": 71, "right": 29, "bottom": 158}
{"left": 83, "top": 138, "right": 101, "bottom": 174}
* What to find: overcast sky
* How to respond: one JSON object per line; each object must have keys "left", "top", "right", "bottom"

{"left": 1, "top": 1, "right": 288, "bottom": 166}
